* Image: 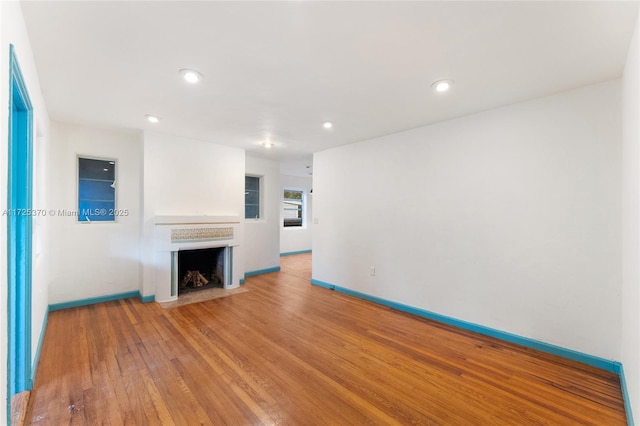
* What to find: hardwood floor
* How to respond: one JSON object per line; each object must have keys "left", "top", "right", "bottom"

{"left": 26, "top": 253, "right": 626, "bottom": 425}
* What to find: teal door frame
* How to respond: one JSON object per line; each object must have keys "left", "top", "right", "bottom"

{"left": 7, "top": 44, "right": 34, "bottom": 412}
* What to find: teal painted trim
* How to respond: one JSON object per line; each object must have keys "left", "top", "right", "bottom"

{"left": 170, "top": 251, "right": 176, "bottom": 297}
{"left": 140, "top": 294, "right": 155, "bottom": 303}
{"left": 280, "top": 250, "right": 312, "bottom": 257}
{"left": 239, "top": 278, "right": 246, "bottom": 285}
{"left": 229, "top": 247, "right": 234, "bottom": 285}
{"left": 620, "top": 364, "right": 635, "bottom": 426}
{"left": 310, "top": 279, "right": 335, "bottom": 290}
{"left": 49, "top": 291, "right": 140, "bottom": 312}
{"left": 8, "top": 43, "right": 34, "bottom": 409}
{"left": 30, "top": 308, "right": 48, "bottom": 385}
{"left": 310, "top": 279, "right": 621, "bottom": 373}
{"left": 244, "top": 266, "right": 281, "bottom": 278}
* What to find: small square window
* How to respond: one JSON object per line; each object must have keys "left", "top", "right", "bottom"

{"left": 78, "top": 157, "right": 116, "bottom": 222}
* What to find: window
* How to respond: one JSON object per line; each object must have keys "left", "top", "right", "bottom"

{"left": 245, "top": 175, "right": 261, "bottom": 219}
{"left": 78, "top": 157, "right": 116, "bottom": 222}
{"left": 283, "top": 189, "right": 304, "bottom": 227}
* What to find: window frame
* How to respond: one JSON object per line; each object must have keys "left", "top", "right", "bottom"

{"left": 77, "top": 155, "right": 117, "bottom": 223}
{"left": 245, "top": 175, "right": 262, "bottom": 220}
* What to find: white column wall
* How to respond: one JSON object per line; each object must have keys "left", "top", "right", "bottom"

{"left": 313, "top": 80, "right": 622, "bottom": 360}
{"left": 622, "top": 7, "right": 640, "bottom": 422}
{"left": 245, "top": 155, "right": 280, "bottom": 273}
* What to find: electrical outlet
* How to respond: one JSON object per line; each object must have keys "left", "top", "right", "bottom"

{"left": 370, "top": 267, "right": 375, "bottom": 276}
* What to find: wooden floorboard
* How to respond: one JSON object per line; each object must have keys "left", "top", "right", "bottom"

{"left": 11, "top": 390, "right": 30, "bottom": 426}
{"left": 26, "top": 253, "right": 626, "bottom": 425}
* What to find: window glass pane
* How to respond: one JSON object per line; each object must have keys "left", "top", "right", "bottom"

{"left": 245, "top": 176, "right": 259, "bottom": 191}
{"left": 245, "top": 191, "right": 259, "bottom": 205}
{"left": 245, "top": 204, "right": 259, "bottom": 219}
{"left": 78, "top": 157, "right": 116, "bottom": 222}
{"left": 79, "top": 180, "right": 114, "bottom": 201}
{"left": 78, "top": 200, "right": 115, "bottom": 221}
{"left": 79, "top": 158, "right": 115, "bottom": 181}
{"left": 284, "top": 190, "right": 302, "bottom": 200}
{"left": 245, "top": 176, "right": 260, "bottom": 219}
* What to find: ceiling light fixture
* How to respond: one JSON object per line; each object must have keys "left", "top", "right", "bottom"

{"left": 263, "top": 141, "right": 273, "bottom": 149}
{"left": 145, "top": 114, "right": 161, "bottom": 123}
{"left": 432, "top": 79, "right": 453, "bottom": 93}
{"left": 180, "top": 68, "right": 203, "bottom": 84}
{"left": 323, "top": 121, "right": 333, "bottom": 129}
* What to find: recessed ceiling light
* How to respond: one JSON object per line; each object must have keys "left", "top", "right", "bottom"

{"left": 323, "top": 121, "right": 333, "bottom": 129}
{"left": 179, "top": 69, "right": 203, "bottom": 84}
{"left": 263, "top": 141, "right": 273, "bottom": 149}
{"left": 432, "top": 79, "right": 453, "bottom": 93}
{"left": 145, "top": 114, "right": 161, "bottom": 123}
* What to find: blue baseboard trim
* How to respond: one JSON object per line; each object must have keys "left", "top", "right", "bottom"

{"left": 280, "top": 250, "right": 312, "bottom": 257}
{"left": 49, "top": 291, "right": 140, "bottom": 312}
{"left": 239, "top": 278, "right": 246, "bottom": 285}
{"left": 620, "top": 364, "right": 635, "bottom": 426}
{"left": 30, "top": 307, "right": 48, "bottom": 385}
{"left": 310, "top": 278, "right": 621, "bottom": 373}
{"left": 245, "top": 266, "right": 281, "bottom": 278}
{"left": 311, "top": 279, "right": 335, "bottom": 290}
{"left": 140, "top": 294, "right": 155, "bottom": 303}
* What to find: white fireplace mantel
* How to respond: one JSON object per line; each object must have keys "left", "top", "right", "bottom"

{"left": 153, "top": 215, "right": 241, "bottom": 302}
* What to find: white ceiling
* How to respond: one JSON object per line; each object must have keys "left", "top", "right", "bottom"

{"left": 21, "top": 1, "right": 639, "bottom": 173}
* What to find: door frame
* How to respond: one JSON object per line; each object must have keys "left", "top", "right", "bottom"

{"left": 7, "top": 43, "right": 34, "bottom": 408}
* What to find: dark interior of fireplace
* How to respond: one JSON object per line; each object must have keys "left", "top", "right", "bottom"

{"left": 178, "top": 247, "right": 225, "bottom": 295}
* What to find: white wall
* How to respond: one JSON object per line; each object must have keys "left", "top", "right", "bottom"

{"left": 141, "top": 132, "right": 245, "bottom": 296}
{"left": 313, "top": 80, "right": 621, "bottom": 361}
{"left": 244, "top": 155, "right": 280, "bottom": 273}
{"left": 48, "top": 122, "right": 142, "bottom": 303}
{"left": 280, "top": 174, "right": 313, "bottom": 254}
{"left": 0, "top": 1, "right": 51, "bottom": 418}
{"left": 622, "top": 8, "right": 640, "bottom": 422}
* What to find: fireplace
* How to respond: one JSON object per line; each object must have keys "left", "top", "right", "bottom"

{"left": 152, "top": 215, "right": 241, "bottom": 303}
{"left": 176, "top": 247, "right": 228, "bottom": 295}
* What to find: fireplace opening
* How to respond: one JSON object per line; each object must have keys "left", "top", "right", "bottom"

{"left": 177, "top": 247, "right": 226, "bottom": 295}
